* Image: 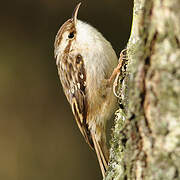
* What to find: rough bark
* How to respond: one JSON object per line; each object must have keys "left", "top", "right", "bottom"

{"left": 105, "top": 0, "right": 180, "bottom": 179}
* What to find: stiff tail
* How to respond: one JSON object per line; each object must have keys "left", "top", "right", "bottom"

{"left": 91, "top": 134, "right": 109, "bottom": 178}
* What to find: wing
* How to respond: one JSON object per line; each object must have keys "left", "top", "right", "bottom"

{"left": 71, "top": 89, "right": 93, "bottom": 149}
{"left": 56, "top": 53, "right": 110, "bottom": 177}
{"left": 56, "top": 53, "right": 94, "bottom": 149}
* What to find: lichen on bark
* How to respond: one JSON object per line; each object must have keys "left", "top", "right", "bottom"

{"left": 105, "top": 0, "right": 180, "bottom": 180}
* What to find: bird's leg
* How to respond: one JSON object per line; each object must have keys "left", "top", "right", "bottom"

{"left": 108, "top": 49, "right": 127, "bottom": 84}
{"left": 108, "top": 49, "right": 127, "bottom": 97}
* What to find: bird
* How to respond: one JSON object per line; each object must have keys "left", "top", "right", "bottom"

{"left": 54, "top": 2, "right": 122, "bottom": 178}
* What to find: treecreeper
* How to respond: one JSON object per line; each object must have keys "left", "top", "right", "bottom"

{"left": 54, "top": 2, "right": 124, "bottom": 178}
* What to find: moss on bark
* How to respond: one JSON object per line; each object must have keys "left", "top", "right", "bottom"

{"left": 105, "top": 0, "right": 180, "bottom": 179}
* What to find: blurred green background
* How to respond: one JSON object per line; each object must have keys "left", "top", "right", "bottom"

{"left": 0, "top": 0, "right": 132, "bottom": 179}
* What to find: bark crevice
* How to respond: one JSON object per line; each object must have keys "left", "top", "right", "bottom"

{"left": 105, "top": 0, "right": 180, "bottom": 179}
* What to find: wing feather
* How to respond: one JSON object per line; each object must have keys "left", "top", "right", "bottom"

{"left": 56, "top": 52, "right": 93, "bottom": 149}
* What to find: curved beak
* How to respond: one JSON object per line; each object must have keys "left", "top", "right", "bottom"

{"left": 72, "top": 2, "right": 81, "bottom": 25}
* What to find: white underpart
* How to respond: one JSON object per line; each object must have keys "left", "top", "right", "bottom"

{"left": 75, "top": 20, "right": 118, "bottom": 137}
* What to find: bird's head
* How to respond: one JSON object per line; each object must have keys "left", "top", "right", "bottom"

{"left": 54, "top": 3, "right": 81, "bottom": 58}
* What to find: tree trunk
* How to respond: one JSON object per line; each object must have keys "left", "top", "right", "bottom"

{"left": 105, "top": 0, "right": 180, "bottom": 179}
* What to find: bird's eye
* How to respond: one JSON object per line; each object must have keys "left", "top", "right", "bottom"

{"left": 68, "top": 32, "right": 74, "bottom": 39}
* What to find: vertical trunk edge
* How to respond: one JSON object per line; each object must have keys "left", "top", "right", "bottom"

{"left": 105, "top": 0, "right": 180, "bottom": 180}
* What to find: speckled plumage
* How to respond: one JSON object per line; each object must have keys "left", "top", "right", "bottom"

{"left": 54, "top": 3, "right": 118, "bottom": 177}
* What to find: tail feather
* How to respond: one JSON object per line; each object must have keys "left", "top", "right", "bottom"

{"left": 91, "top": 134, "right": 109, "bottom": 178}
